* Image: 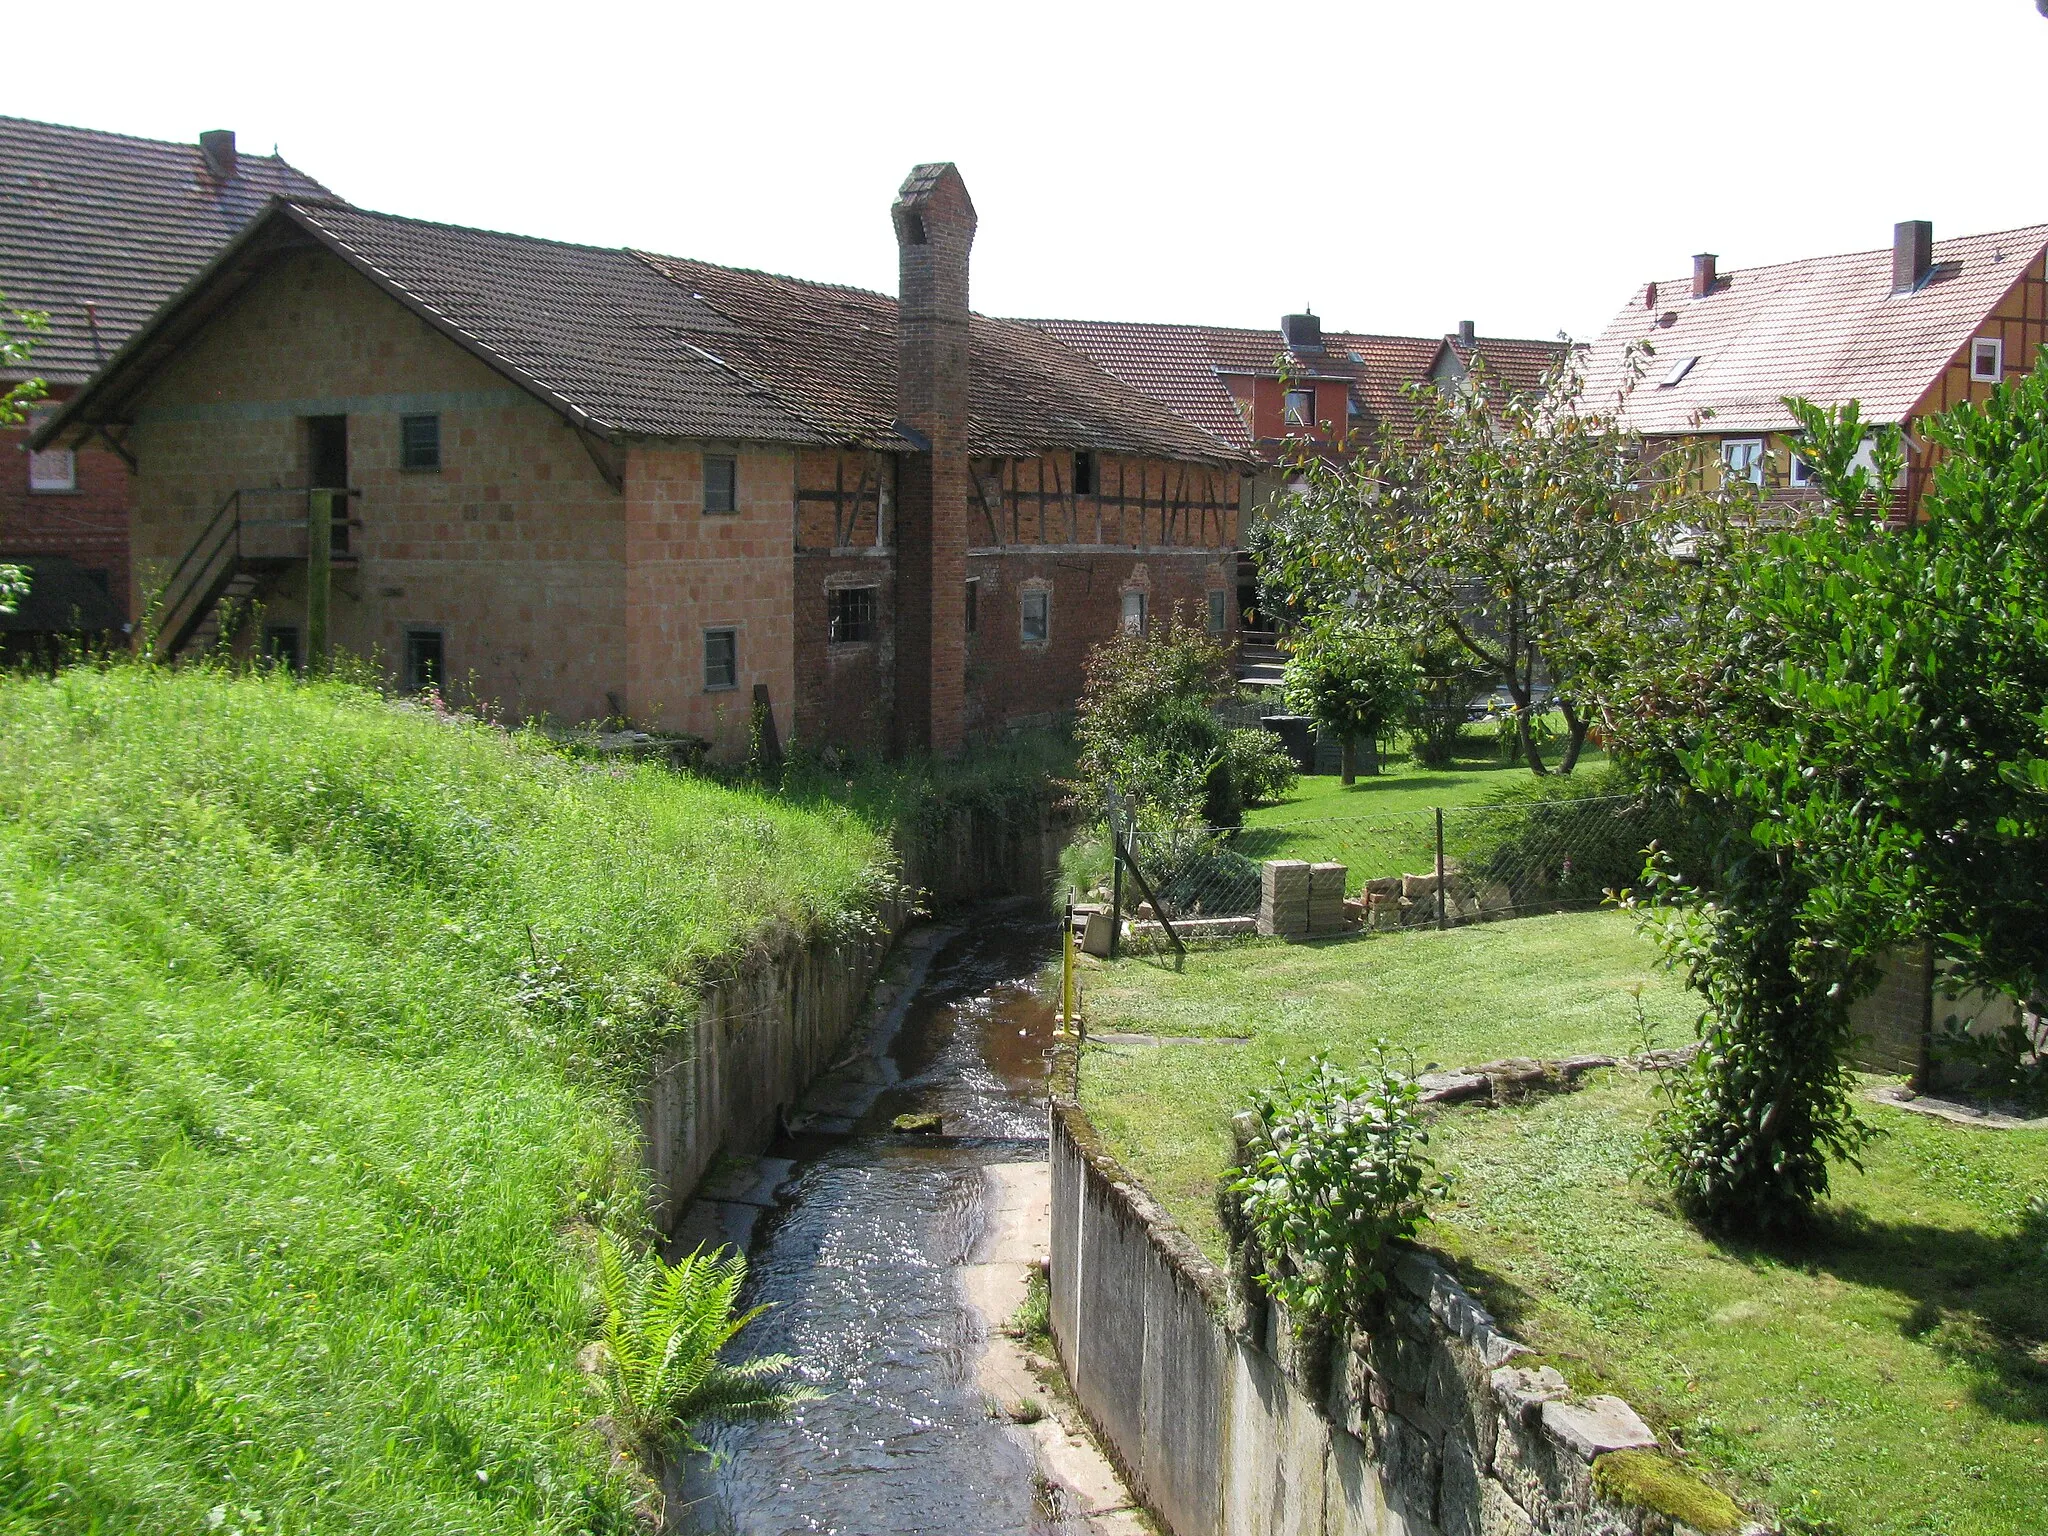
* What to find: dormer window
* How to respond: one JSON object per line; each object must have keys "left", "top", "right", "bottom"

{"left": 1658, "top": 356, "right": 1699, "bottom": 388}
{"left": 1283, "top": 388, "right": 1316, "bottom": 427}
{"left": 1970, "top": 337, "right": 2003, "bottom": 383}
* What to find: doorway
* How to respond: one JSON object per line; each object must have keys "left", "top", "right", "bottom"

{"left": 305, "top": 414, "right": 349, "bottom": 553}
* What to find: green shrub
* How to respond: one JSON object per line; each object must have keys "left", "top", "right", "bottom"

{"left": 1223, "top": 725, "right": 1299, "bottom": 807}
{"left": 1225, "top": 1050, "right": 1439, "bottom": 1321}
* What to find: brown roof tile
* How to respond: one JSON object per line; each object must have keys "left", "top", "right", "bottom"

{"left": 1579, "top": 223, "right": 2048, "bottom": 435}
{"left": 0, "top": 114, "right": 332, "bottom": 384}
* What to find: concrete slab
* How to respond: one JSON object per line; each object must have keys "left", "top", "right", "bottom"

{"left": 696, "top": 1156, "right": 794, "bottom": 1208}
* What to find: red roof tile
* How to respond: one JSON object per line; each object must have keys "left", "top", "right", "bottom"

{"left": 1579, "top": 224, "right": 2048, "bottom": 435}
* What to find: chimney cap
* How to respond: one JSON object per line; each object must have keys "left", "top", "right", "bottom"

{"left": 199, "top": 129, "right": 237, "bottom": 179}
{"left": 1280, "top": 312, "right": 1323, "bottom": 354}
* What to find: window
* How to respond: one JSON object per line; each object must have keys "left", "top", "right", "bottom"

{"left": 403, "top": 628, "right": 444, "bottom": 693}
{"left": 1792, "top": 435, "right": 1899, "bottom": 491}
{"left": 1658, "top": 355, "right": 1699, "bottom": 388}
{"left": 703, "top": 454, "right": 737, "bottom": 514}
{"left": 1121, "top": 589, "right": 1147, "bottom": 635}
{"left": 1282, "top": 388, "right": 1317, "bottom": 427}
{"left": 703, "top": 627, "right": 738, "bottom": 690}
{"left": 1788, "top": 453, "right": 1817, "bottom": 489}
{"left": 1207, "top": 589, "right": 1228, "bottom": 635}
{"left": 400, "top": 413, "right": 441, "bottom": 471}
{"left": 965, "top": 577, "right": 979, "bottom": 635}
{"left": 1072, "top": 450, "right": 1096, "bottom": 495}
{"left": 828, "top": 585, "right": 878, "bottom": 644}
{"left": 1971, "top": 337, "right": 2003, "bottom": 383}
{"left": 265, "top": 624, "right": 301, "bottom": 673}
{"left": 1020, "top": 589, "right": 1049, "bottom": 645}
{"left": 1720, "top": 438, "right": 1764, "bottom": 486}
{"left": 26, "top": 407, "right": 74, "bottom": 492}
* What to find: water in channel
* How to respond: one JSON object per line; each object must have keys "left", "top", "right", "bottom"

{"left": 682, "top": 910, "right": 1069, "bottom": 1536}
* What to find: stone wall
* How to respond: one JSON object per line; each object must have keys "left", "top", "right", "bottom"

{"left": 1049, "top": 1072, "right": 1765, "bottom": 1536}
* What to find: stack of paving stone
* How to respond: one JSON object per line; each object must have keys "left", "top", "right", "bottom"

{"left": 1308, "top": 862, "right": 1349, "bottom": 934}
{"left": 1258, "top": 860, "right": 1310, "bottom": 937}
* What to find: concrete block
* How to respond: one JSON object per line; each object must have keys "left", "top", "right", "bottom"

{"left": 1081, "top": 909, "right": 1114, "bottom": 957}
{"left": 1541, "top": 1395, "right": 1658, "bottom": 1460}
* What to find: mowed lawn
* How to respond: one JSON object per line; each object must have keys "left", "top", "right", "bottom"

{"left": 1075, "top": 910, "right": 2048, "bottom": 1536}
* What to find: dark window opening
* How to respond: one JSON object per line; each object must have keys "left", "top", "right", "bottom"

{"left": 400, "top": 414, "right": 441, "bottom": 471}
{"left": 965, "top": 577, "right": 979, "bottom": 635}
{"left": 403, "top": 628, "right": 444, "bottom": 693}
{"left": 704, "top": 628, "right": 738, "bottom": 691}
{"left": 1073, "top": 451, "right": 1096, "bottom": 495}
{"left": 266, "top": 624, "right": 301, "bottom": 673}
{"left": 307, "top": 414, "right": 350, "bottom": 554}
{"left": 829, "top": 585, "right": 878, "bottom": 644}
{"left": 82, "top": 568, "right": 111, "bottom": 596}
{"left": 1020, "top": 590, "right": 1049, "bottom": 645}
{"left": 1282, "top": 388, "right": 1317, "bottom": 428}
{"left": 704, "top": 454, "right": 737, "bottom": 514}
{"left": 1207, "top": 589, "right": 1227, "bottom": 634}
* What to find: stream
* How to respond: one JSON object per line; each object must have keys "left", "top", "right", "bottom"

{"left": 678, "top": 909, "right": 1074, "bottom": 1536}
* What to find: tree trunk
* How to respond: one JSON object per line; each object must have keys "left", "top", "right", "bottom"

{"left": 1557, "top": 698, "right": 1590, "bottom": 775}
{"left": 1507, "top": 675, "right": 1548, "bottom": 775}
{"left": 1340, "top": 736, "right": 1357, "bottom": 786}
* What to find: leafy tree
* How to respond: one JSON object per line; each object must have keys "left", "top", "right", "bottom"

{"left": 0, "top": 294, "right": 49, "bottom": 614}
{"left": 1614, "top": 364, "right": 2048, "bottom": 1232}
{"left": 591, "top": 1232, "right": 812, "bottom": 1454}
{"left": 1280, "top": 617, "right": 1415, "bottom": 783}
{"left": 1257, "top": 350, "right": 1716, "bottom": 775}
{"left": 1404, "top": 629, "right": 1491, "bottom": 767}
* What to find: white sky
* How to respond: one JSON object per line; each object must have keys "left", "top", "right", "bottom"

{"left": 17, "top": 0, "right": 2048, "bottom": 345}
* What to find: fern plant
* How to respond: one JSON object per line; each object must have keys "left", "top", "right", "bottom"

{"left": 592, "top": 1232, "right": 813, "bottom": 1453}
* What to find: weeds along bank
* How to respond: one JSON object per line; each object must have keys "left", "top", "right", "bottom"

{"left": 0, "top": 665, "right": 893, "bottom": 1532}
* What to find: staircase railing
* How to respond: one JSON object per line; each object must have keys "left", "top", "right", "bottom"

{"left": 150, "top": 490, "right": 246, "bottom": 659}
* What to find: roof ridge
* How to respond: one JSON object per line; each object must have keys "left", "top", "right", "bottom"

{"left": 1639, "top": 222, "right": 2048, "bottom": 292}
{"left": 0, "top": 111, "right": 311, "bottom": 168}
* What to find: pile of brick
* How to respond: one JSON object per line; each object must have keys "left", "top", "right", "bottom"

{"left": 1258, "top": 860, "right": 1310, "bottom": 937}
{"left": 1309, "top": 862, "right": 1349, "bottom": 934}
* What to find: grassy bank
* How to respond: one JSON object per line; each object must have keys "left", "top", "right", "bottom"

{"left": 0, "top": 665, "right": 890, "bottom": 1532}
{"left": 1076, "top": 911, "right": 1692, "bottom": 1259}
{"left": 1428, "top": 1080, "right": 2048, "bottom": 1536}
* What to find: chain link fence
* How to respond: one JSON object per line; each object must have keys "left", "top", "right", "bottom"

{"left": 1085, "top": 792, "right": 1682, "bottom": 945}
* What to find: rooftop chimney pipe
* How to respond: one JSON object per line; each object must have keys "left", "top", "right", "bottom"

{"left": 1892, "top": 220, "right": 1933, "bottom": 293}
{"left": 1280, "top": 312, "right": 1323, "bottom": 354}
{"left": 1457, "top": 319, "right": 1476, "bottom": 347}
{"left": 199, "top": 129, "right": 237, "bottom": 180}
{"left": 1691, "top": 253, "right": 1717, "bottom": 299}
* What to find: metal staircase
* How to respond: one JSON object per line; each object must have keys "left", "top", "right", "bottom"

{"left": 148, "top": 489, "right": 352, "bottom": 660}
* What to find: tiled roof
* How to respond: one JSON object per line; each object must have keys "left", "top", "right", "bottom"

{"left": 47, "top": 198, "right": 1247, "bottom": 465}
{"left": 0, "top": 114, "right": 332, "bottom": 384}
{"left": 1019, "top": 319, "right": 1564, "bottom": 454}
{"left": 1444, "top": 335, "right": 1569, "bottom": 397}
{"left": 1578, "top": 224, "right": 2048, "bottom": 435}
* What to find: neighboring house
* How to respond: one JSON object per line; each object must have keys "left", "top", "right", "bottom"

{"left": 1026, "top": 313, "right": 1567, "bottom": 630}
{"left": 37, "top": 164, "right": 1248, "bottom": 757}
{"left": 1577, "top": 219, "right": 2048, "bottom": 518}
{"left": 0, "top": 115, "right": 332, "bottom": 642}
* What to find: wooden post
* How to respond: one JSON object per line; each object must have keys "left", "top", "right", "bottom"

{"left": 1435, "top": 806, "right": 1447, "bottom": 931}
{"left": 306, "top": 488, "right": 332, "bottom": 674}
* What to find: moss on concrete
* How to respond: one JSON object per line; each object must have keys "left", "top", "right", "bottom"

{"left": 1591, "top": 1449, "right": 1747, "bottom": 1534}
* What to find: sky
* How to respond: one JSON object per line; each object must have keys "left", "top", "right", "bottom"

{"left": 15, "top": 0, "right": 2048, "bottom": 345}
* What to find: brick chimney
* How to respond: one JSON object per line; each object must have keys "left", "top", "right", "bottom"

{"left": 199, "top": 129, "right": 237, "bottom": 180}
{"left": 891, "top": 163, "right": 976, "bottom": 757}
{"left": 1892, "top": 219, "right": 1933, "bottom": 293}
{"left": 1691, "top": 253, "right": 1717, "bottom": 299}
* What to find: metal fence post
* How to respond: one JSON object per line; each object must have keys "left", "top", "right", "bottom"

{"left": 1435, "top": 805, "right": 1447, "bottom": 931}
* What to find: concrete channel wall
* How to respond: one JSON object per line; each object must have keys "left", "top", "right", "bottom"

{"left": 642, "top": 795, "right": 1067, "bottom": 1230}
{"left": 1049, "top": 1080, "right": 1763, "bottom": 1536}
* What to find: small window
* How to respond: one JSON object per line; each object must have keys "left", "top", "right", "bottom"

{"left": 1121, "top": 589, "right": 1147, "bottom": 635}
{"left": 965, "top": 577, "right": 979, "bottom": 635}
{"left": 1207, "top": 589, "right": 1227, "bottom": 634}
{"left": 828, "top": 585, "right": 878, "bottom": 644}
{"left": 1020, "top": 589, "right": 1049, "bottom": 645}
{"left": 1720, "top": 438, "right": 1764, "bottom": 486}
{"left": 1970, "top": 337, "right": 2003, "bottom": 383}
{"left": 1072, "top": 451, "right": 1096, "bottom": 495}
{"left": 26, "top": 407, "right": 74, "bottom": 492}
{"left": 703, "top": 627, "right": 738, "bottom": 690}
{"left": 400, "top": 414, "right": 441, "bottom": 471}
{"left": 265, "top": 624, "right": 301, "bottom": 673}
{"left": 1788, "top": 453, "right": 1816, "bottom": 488}
{"left": 403, "top": 628, "right": 444, "bottom": 693}
{"left": 704, "top": 455, "right": 737, "bottom": 514}
{"left": 1658, "top": 355, "right": 1699, "bottom": 388}
{"left": 1282, "top": 388, "right": 1317, "bottom": 427}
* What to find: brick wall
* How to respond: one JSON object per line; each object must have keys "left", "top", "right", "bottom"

{"left": 624, "top": 443, "right": 795, "bottom": 755}
{"left": 1, "top": 383, "right": 133, "bottom": 621}
{"left": 128, "top": 249, "right": 627, "bottom": 724}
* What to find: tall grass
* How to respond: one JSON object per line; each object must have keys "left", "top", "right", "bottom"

{"left": 0, "top": 664, "right": 891, "bottom": 1532}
